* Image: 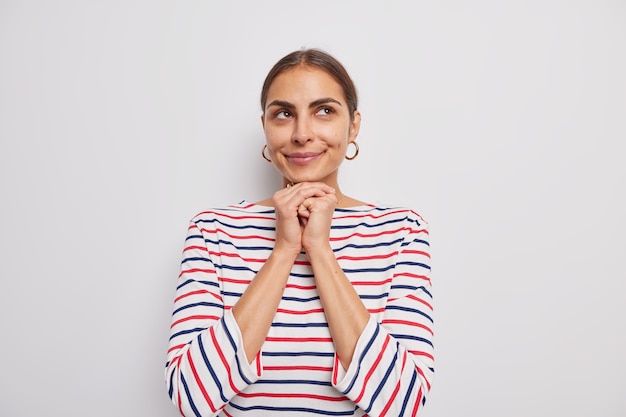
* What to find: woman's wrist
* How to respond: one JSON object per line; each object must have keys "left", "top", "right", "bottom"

{"left": 302, "top": 240, "right": 334, "bottom": 258}
{"left": 271, "top": 242, "right": 303, "bottom": 261}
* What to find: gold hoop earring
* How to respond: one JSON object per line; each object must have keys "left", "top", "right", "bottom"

{"left": 345, "top": 141, "right": 359, "bottom": 160}
{"left": 262, "top": 144, "right": 272, "bottom": 163}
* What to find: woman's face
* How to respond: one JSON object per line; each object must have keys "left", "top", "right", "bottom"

{"left": 261, "top": 66, "right": 360, "bottom": 187}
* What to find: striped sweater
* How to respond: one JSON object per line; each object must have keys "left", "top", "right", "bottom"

{"left": 165, "top": 201, "right": 434, "bottom": 416}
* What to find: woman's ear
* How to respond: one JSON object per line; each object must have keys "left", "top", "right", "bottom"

{"left": 349, "top": 110, "right": 362, "bottom": 140}
{"left": 260, "top": 113, "right": 266, "bottom": 129}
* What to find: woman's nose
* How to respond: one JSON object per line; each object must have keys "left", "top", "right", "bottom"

{"left": 292, "top": 118, "right": 313, "bottom": 144}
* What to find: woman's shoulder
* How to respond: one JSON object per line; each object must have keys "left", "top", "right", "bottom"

{"left": 339, "top": 201, "right": 428, "bottom": 225}
{"left": 189, "top": 200, "right": 276, "bottom": 222}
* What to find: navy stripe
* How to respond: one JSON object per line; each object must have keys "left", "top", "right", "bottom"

{"left": 198, "top": 334, "right": 228, "bottom": 403}
{"left": 173, "top": 302, "right": 222, "bottom": 316}
{"left": 400, "top": 368, "right": 418, "bottom": 415}
{"left": 397, "top": 261, "right": 430, "bottom": 270}
{"left": 282, "top": 295, "right": 321, "bottom": 302}
{"left": 185, "top": 233, "right": 204, "bottom": 242}
{"left": 169, "top": 327, "right": 207, "bottom": 341}
{"left": 205, "top": 238, "right": 274, "bottom": 252}
{"left": 181, "top": 256, "right": 215, "bottom": 265}
{"left": 400, "top": 238, "right": 429, "bottom": 248}
{"left": 360, "top": 293, "right": 389, "bottom": 300}
{"left": 331, "top": 216, "right": 406, "bottom": 230}
{"left": 196, "top": 217, "right": 276, "bottom": 232}
{"left": 176, "top": 278, "right": 220, "bottom": 291}
{"left": 262, "top": 351, "right": 334, "bottom": 358}
{"left": 385, "top": 305, "right": 433, "bottom": 323}
{"left": 343, "top": 324, "right": 380, "bottom": 394}
{"left": 222, "top": 316, "right": 254, "bottom": 385}
{"left": 390, "top": 285, "right": 432, "bottom": 298}
{"left": 391, "top": 334, "right": 434, "bottom": 347}
{"left": 364, "top": 346, "right": 398, "bottom": 413}
{"left": 228, "top": 402, "right": 357, "bottom": 416}
{"left": 343, "top": 265, "right": 396, "bottom": 273}
{"left": 334, "top": 238, "right": 403, "bottom": 252}
{"left": 271, "top": 322, "right": 328, "bottom": 328}
{"left": 254, "top": 379, "right": 333, "bottom": 387}
{"left": 180, "top": 373, "right": 202, "bottom": 417}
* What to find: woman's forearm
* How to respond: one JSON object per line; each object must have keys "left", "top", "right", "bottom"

{"left": 306, "top": 244, "right": 370, "bottom": 370}
{"left": 231, "top": 247, "right": 298, "bottom": 363}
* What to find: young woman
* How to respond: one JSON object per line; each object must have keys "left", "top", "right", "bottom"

{"left": 166, "top": 48, "right": 434, "bottom": 416}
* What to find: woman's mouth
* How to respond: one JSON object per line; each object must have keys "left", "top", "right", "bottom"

{"left": 287, "top": 152, "right": 323, "bottom": 165}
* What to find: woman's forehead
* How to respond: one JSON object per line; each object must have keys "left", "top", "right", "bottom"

{"left": 266, "top": 66, "right": 346, "bottom": 103}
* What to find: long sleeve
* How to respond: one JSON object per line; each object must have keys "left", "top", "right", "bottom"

{"left": 165, "top": 218, "right": 261, "bottom": 416}
{"left": 332, "top": 212, "right": 434, "bottom": 416}
{"left": 165, "top": 204, "right": 433, "bottom": 416}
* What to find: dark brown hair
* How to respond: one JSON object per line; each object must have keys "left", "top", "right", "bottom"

{"left": 260, "top": 48, "right": 359, "bottom": 120}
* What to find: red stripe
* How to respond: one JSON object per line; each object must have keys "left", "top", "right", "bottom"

{"left": 176, "top": 289, "right": 222, "bottom": 304}
{"left": 329, "top": 227, "right": 407, "bottom": 242}
{"left": 285, "top": 283, "right": 316, "bottom": 290}
{"left": 393, "top": 272, "right": 430, "bottom": 281}
{"left": 208, "top": 251, "right": 267, "bottom": 263}
{"left": 264, "top": 365, "right": 332, "bottom": 372}
{"left": 381, "top": 319, "right": 433, "bottom": 336}
{"left": 386, "top": 295, "right": 432, "bottom": 311}
{"left": 351, "top": 278, "right": 392, "bottom": 286}
{"left": 379, "top": 351, "right": 407, "bottom": 416}
{"left": 219, "top": 277, "right": 252, "bottom": 285}
{"left": 334, "top": 208, "right": 407, "bottom": 221}
{"left": 406, "top": 294, "right": 433, "bottom": 311}
{"left": 196, "top": 210, "right": 275, "bottom": 221}
{"left": 177, "top": 383, "right": 182, "bottom": 415}
{"left": 411, "top": 387, "right": 423, "bottom": 417}
{"left": 210, "top": 327, "right": 240, "bottom": 395}
{"left": 171, "top": 315, "right": 220, "bottom": 329}
{"left": 183, "top": 245, "right": 209, "bottom": 253}
{"left": 276, "top": 308, "right": 324, "bottom": 315}
{"left": 407, "top": 228, "right": 429, "bottom": 236}
{"left": 200, "top": 227, "right": 275, "bottom": 242}
{"left": 186, "top": 348, "right": 217, "bottom": 412}
{"left": 265, "top": 337, "right": 332, "bottom": 343}
{"left": 410, "top": 350, "right": 434, "bottom": 361}
{"left": 337, "top": 252, "right": 398, "bottom": 261}
{"left": 237, "top": 391, "right": 347, "bottom": 401}
{"left": 417, "top": 366, "right": 431, "bottom": 390}
{"left": 354, "top": 334, "right": 391, "bottom": 403}
{"left": 175, "top": 289, "right": 209, "bottom": 303}
{"left": 167, "top": 344, "right": 186, "bottom": 354}
{"left": 332, "top": 354, "right": 340, "bottom": 385}
{"left": 401, "top": 249, "right": 430, "bottom": 258}
{"left": 179, "top": 268, "right": 216, "bottom": 278}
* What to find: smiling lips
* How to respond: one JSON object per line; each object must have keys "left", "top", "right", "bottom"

{"left": 286, "top": 152, "right": 323, "bottom": 165}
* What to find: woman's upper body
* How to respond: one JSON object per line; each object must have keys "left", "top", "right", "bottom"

{"left": 166, "top": 48, "right": 434, "bottom": 416}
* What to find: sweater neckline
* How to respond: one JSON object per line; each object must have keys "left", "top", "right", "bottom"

{"left": 236, "top": 200, "right": 379, "bottom": 212}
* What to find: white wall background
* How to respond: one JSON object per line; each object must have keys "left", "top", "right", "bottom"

{"left": 1, "top": 1, "right": 624, "bottom": 416}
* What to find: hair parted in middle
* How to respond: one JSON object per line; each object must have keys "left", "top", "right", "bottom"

{"left": 260, "top": 48, "right": 359, "bottom": 120}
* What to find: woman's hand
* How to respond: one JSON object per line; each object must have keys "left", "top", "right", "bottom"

{"left": 297, "top": 189, "right": 338, "bottom": 253}
{"left": 272, "top": 182, "right": 336, "bottom": 256}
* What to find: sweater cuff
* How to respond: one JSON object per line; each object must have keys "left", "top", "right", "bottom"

{"left": 223, "top": 309, "right": 263, "bottom": 382}
{"left": 332, "top": 317, "right": 378, "bottom": 391}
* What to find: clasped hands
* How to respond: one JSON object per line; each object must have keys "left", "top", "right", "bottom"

{"left": 273, "top": 182, "right": 337, "bottom": 255}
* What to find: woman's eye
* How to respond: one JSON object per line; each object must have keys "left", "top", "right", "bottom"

{"left": 275, "top": 110, "right": 291, "bottom": 119}
{"left": 316, "top": 107, "right": 334, "bottom": 116}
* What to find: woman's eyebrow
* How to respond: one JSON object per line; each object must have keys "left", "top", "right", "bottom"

{"left": 266, "top": 98, "right": 343, "bottom": 110}
{"left": 266, "top": 100, "right": 295, "bottom": 109}
{"left": 309, "top": 97, "right": 342, "bottom": 108}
